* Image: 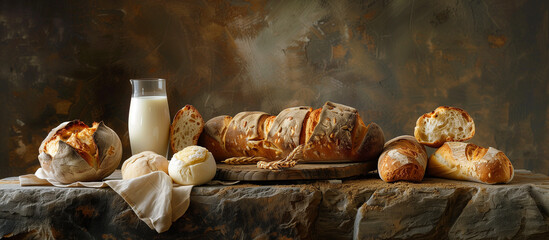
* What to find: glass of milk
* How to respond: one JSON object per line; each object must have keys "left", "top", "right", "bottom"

{"left": 128, "top": 78, "right": 170, "bottom": 157}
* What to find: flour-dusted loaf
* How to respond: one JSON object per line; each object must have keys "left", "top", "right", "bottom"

{"left": 170, "top": 105, "right": 204, "bottom": 153}
{"left": 428, "top": 142, "right": 514, "bottom": 184}
{"left": 414, "top": 106, "right": 475, "bottom": 148}
{"left": 224, "top": 111, "right": 271, "bottom": 158}
{"left": 378, "top": 135, "right": 428, "bottom": 182}
{"left": 269, "top": 106, "right": 311, "bottom": 157}
{"left": 38, "top": 120, "right": 122, "bottom": 183}
{"left": 199, "top": 101, "right": 385, "bottom": 163}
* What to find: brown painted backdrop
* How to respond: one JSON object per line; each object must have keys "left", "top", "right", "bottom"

{"left": 1, "top": 0, "right": 548, "bottom": 178}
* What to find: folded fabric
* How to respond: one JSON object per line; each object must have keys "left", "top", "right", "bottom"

{"left": 20, "top": 168, "right": 110, "bottom": 187}
{"left": 19, "top": 169, "right": 192, "bottom": 233}
{"left": 106, "top": 172, "right": 193, "bottom": 232}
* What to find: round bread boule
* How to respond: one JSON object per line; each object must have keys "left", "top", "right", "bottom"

{"left": 168, "top": 145, "right": 216, "bottom": 185}
{"left": 38, "top": 120, "right": 122, "bottom": 183}
{"left": 121, "top": 151, "right": 169, "bottom": 180}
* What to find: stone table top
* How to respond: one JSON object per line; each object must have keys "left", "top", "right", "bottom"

{"left": 1, "top": 169, "right": 548, "bottom": 239}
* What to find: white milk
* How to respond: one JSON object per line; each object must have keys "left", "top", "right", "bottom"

{"left": 128, "top": 96, "right": 170, "bottom": 156}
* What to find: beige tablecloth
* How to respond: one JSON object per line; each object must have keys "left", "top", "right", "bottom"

{"left": 20, "top": 169, "right": 192, "bottom": 233}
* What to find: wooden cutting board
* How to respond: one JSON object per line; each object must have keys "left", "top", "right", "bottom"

{"left": 215, "top": 161, "right": 376, "bottom": 181}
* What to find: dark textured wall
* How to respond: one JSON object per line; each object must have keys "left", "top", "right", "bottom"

{"left": 1, "top": 0, "right": 548, "bottom": 178}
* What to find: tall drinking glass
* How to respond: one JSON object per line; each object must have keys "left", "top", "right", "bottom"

{"left": 128, "top": 78, "right": 170, "bottom": 156}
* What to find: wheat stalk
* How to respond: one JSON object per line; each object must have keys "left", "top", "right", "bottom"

{"left": 222, "top": 156, "right": 269, "bottom": 165}
{"left": 257, "top": 145, "right": 304, "bottom": 170}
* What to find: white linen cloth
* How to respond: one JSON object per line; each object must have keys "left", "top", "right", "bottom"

{"left": 19, "top": 169, "right": 193, "bottom": 233}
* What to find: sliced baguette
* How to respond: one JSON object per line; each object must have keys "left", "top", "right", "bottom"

{"left": 414, "top": 106, "right": 475, "bottom": 148}
{"left": 170, "top": 105, "right": 205, "bottom": 153}
{"left": 199, "top": 101, "right": 385, "bottom": 163}
{"left": 302, "top": 102, "right": 384, "bottom": 162}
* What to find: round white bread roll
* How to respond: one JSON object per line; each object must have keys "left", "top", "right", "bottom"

{"left": 121, "top": 151, "right": 169, "bottom": 180}
{"left": 169, "top": 145, "right": 216, "bottom": 185}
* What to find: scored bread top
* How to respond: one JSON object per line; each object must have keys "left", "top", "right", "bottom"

{"left": 383, "top": 135, "right": 427, "bottom": 169}
{"left": 414, "top": 106, "right": 475, "bottom": 148}
{"left": 42, "top": 120, "right": 100, "bottom": 169}
{"left": 203, "top": 115, "right": 232, "bottom": 145}
{"left": 267, "top": 106, "right": 312, "bottom": 156}
{"left": 224, "top": 111, "right": 269, "bottom": 156}
{"left": 303, "top": 102, "right": 358, "bottom": 161}
{"left": 377, "top": 135, "right": 427, "bottom": 182}
{"left": 200, "top": 101, "right": 385, "bottom": 162}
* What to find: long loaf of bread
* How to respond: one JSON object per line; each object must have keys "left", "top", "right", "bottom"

{"left": 198, "top": 101, "right": 385, "bottom": 162}
{"left": 428, "top": 142, "right": 514, "bottom": 184}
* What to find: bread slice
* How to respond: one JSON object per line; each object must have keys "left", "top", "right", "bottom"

{"left": 428, "top": 142, "right": 514, "bottom": 184}
{"left": 414, "top": 106, "right": 475, "bottom": 148}
{"left": 170, "top": 105, "right": 205, "bottom": 153}
{"left": 224, "top": 111, "right": 269, "bottom": 156}
{"left": 266, "top": 106, "right": 312, "bottom": 156}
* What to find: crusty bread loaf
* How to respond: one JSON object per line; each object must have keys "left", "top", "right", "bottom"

{"left": 38, "top": 120, "right": 122, "bottom": 183}
{"left": 428, "top": 142, "right": 514, "bottom": 184}
{"left": 42, "top": 121, "right": 100, "bottom": 168}
{"left": 199, "top": 101, "right": 385, "bottom": 163}
{"left": 414, "top": 106, "right": 475, "bottom": 148}
{"left": 378, "top": 135, "right": 428, "bottom": 182}
{"left": 170, "top": 105, "right": 204, "bottom": 153}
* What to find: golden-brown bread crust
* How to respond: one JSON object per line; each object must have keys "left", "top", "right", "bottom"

{"left": 267, "top": 106, "right": 312, "bottom": 157}
{"left": 198, "top": 115, "right": 232, "bottom": 160}
{"left": 303, "top": 102, "right": 358, "bottom": 161}
{"left": 384, "top": 164, "right": 423, "bottom": 182}
{"left": 224, "top": 111, "right": 269, "bottom": 157}
{"left": 42, "top": 120, "right": 99, "bottom": 168}
{"left": 199, "top": 101, "right": 384, "bottom": 163}
{"left": 355, "top": 122, "right": 385, "bottom": 162}
{"left": 304, "top": 108, "right": 321, "bottom": 143}
{"left": 427, "top": 142, "right": 514, "bottom": 184}
{"left": 351, "top": 114, "right": 368, "bottom": 151}
{"left": 263, "top": 116, "right": 276, "bottom": 138}
{"left": 246, "top": 114, "right": 280, "bottom": 160}
{"left": 377, "top": 135, "right": 427, "bottom": 182}
{"left": 414, "top": 106, "right": 475, "bottom": 148}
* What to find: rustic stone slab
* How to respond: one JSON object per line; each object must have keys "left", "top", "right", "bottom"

{"left": 1, "top": 170, "right": 548, "bottom": 239}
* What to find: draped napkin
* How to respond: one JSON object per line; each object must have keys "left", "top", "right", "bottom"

{"left": 19, "top": 169, "right": 193, "bottom": 233}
